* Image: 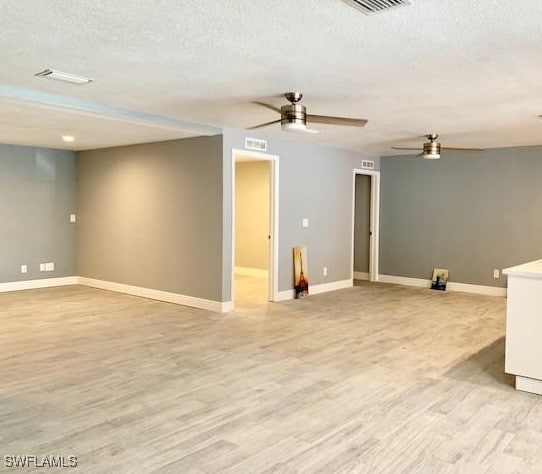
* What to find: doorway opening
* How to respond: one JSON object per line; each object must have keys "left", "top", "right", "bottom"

{"left": 231, "top": 149, "right": 279, "bottom": 309}
{"left": 354, "top": 173, "right": 371, "bottom": 281}
{"left": 352, "top": 169, "right": 380, "bottom": 283}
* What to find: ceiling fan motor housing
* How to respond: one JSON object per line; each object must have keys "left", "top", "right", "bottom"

{"left": 423, "top": 140, "right": 441, "bottom": 159}
{"left": 281, "top": 104, "right": 307, "bottom": 130}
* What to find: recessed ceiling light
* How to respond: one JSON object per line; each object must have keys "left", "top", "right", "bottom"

{"left": 62, "top": 136, "right": 75, "bottom": 143}
{"left": 35, "top": 69, "right": 93, "bottom": 85}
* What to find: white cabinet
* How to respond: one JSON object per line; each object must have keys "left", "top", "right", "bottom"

{"left": 504, "top": 260, "right": 542, "bottom": 396}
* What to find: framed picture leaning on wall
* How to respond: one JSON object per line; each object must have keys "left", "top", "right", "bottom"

{"left": 431, "top": 268, "right": 449, "bottom": 291}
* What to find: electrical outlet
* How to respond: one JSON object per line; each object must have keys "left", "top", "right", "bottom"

{"left": 39, "top": 263, "right": 46, "bottom": 272}
{"left": 20, "top": 265, "right": 27, "bottom": 274}
{"left": 70, "top": 214, "right": 76, "bottom": 223}
{"left": 45, "top": 262, "right": 55, "bottom": 272}
{"left": 493, "top": 268, "right": 500, "bottom": 279}
{"left": 323, "top": 266, "right": 328, "bottom": 277}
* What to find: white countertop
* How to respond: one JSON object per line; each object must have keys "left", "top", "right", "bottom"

{"left": 504, "top": 259, "right": 542, "bottom": 278}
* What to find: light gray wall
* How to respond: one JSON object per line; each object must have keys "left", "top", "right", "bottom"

{"left": 354, "top": 174, "right": 371, "bottom": 273}
{"left": 0, "top": 144, "right": 76, "bottom": 283}
{"left": 77, "top": 136, "right": 224, "bottom": 301}
{"left": 235, "top": 161, "right": 270, "bottom": 270}
{"left": 380, "top": 145, "right": 542, "bottom": 288}
{"left": 223, "top": 129, "right": 377, "bottom": 297}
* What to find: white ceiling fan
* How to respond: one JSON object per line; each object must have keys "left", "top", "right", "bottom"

{"left": 391, "top": 133, "right": 485, "bottom": 159}
{"left": 248, "top": 92, "right": 368, "bottom": 134}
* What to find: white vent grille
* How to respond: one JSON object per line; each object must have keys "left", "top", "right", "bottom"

{"left": 343, "top": 0, "right": 410, "bottom": 15}
{"left": 361, "top": 160, "right": 375, "bottom": 170}
{"left": 245, "top": 137, "right": 267, "bottom": 152}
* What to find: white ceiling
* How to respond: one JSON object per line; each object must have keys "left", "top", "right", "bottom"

{"left": 0, "top": 100, "right": 203, "bottom": 150}
{"left": 1, "top": 0, "right": 542, "bottom": 154}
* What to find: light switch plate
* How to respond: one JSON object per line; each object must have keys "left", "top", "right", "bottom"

{"left": 70, "top": 214, "right": 76, "bottom": 223}
{"left": 302, "top": 218, "right": 309, "bottom": 228}
{"left": 39, "top": 263, "right": 46, "bottom": 272}
{"left": 45, "top": 262, "right": 55, "bottom": 272}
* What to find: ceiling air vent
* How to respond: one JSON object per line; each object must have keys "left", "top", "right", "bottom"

{"left": 35, "top": 69, "right": 93, "bottom": 85}
{"left": 343, "top": 0, "right": 411, "bottom": 15}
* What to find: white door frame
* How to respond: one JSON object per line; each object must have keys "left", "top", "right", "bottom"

{"left": 231, "top": 149, "right": 280, "bottom": 306}
{"left": 351, "top": 169, "right": 380, "bottom": 282}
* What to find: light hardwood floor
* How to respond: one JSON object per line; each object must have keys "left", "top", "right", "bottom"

{"left": 234, "top": 273, "right": 269, "bottom": 309}
{"left": 1, "top": 280, "right": 541, "bottom": 473}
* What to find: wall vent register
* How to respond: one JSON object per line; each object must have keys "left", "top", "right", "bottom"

{"left": 343, "top": 0, "right": 411, "bottom": 15}
{"left": 245, "top": 137, "right": 268, "bottom": 152}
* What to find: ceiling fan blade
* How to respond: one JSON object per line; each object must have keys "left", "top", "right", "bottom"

{"left": 252, "top": 101, "right": 282, "bottom": 114}
{"left": 246, "top": 119, "right": 281, "bottom": 130}
{"left": 306, "top": 114, "right": 368, "bottom": 127}
{"left": 441, "top": 147, "right": 486, "bottom": 152}
{"left": 391, "top": 146, "right": 422, "bottom": 151}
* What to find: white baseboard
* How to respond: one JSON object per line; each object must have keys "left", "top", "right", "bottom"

{"left": 276, "top": 290, "right": 295, "bottom": 301}
{"left": 379, "top": 274, "right": 431, "bottom": 288}
{"left": 378, "top": 274, "right": 507, "bottom": 297}
{"left": 0, "top": 275, "right": 230, "bottom": 313}
{"left": 221, "top": 301, "right": 234, "bottom": 313}
{"left": 447, "top": 281, "right": 507, "bottom": 297}
{"left": 234, "top": 266, "right": 269, "bottom": 277}
{"left": 78, "top": 277, "right": 230, "bottom": 313}
{"left": 0, "top": 276, "right": 78, "bottom": 293}
{"left": 311, "top": 279, "right": 353, "bottom": 295}
{"left": 353, "top": 271, "right": 369, "bottom": 281}
{"left": 276, "top": 279, "right": 353, "bottom": 301}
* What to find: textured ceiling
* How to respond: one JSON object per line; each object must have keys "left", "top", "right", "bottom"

{"left": 1, "top": 0, "right": 542, "bottom": 153}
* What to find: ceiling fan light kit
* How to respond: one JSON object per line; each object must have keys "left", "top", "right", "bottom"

{"left": 282, "top": 121, "right": 319, "bottom": 134}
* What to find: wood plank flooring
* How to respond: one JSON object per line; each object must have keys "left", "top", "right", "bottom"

{"left": 1, "top": 280, "right": 541, "bottom": 473}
